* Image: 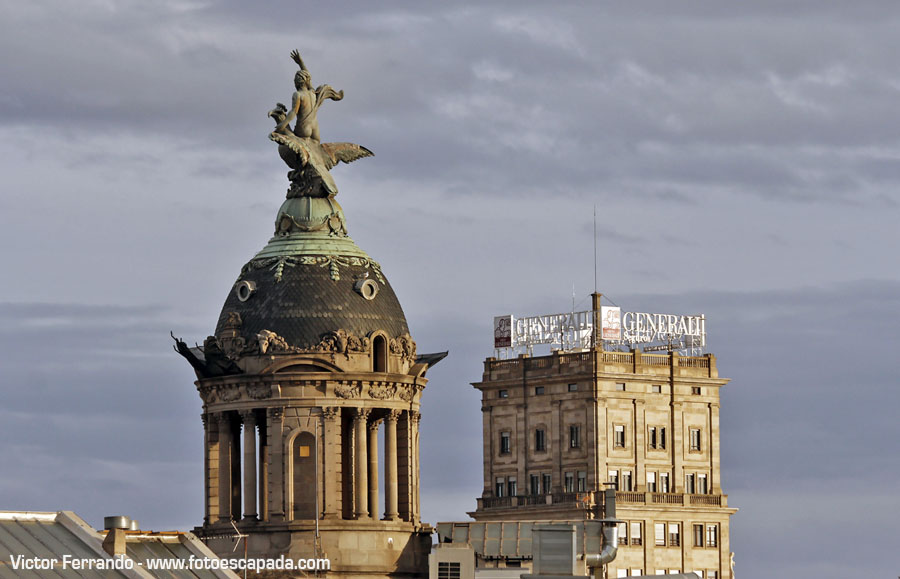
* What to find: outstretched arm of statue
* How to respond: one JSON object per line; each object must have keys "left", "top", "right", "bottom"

{"left": 290, "top": 49, "right": 307, "bottom": 72}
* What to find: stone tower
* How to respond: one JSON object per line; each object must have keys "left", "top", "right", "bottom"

{"left": 174, "top": 50, "right": 442, "bottom": 578}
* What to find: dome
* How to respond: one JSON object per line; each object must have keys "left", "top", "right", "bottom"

{"left": 215, "top": 195, "right": 410, "bottom": 351}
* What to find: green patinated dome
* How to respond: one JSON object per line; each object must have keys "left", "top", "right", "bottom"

{"left": 215, "top": 195, "right": 410, "bottom": 351}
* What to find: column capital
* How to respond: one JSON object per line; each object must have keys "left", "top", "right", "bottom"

{"left": 240, "top": 410, "right": 257, "bottom": 424}
{"left": 385, "top": 409, "right": 402, "bottom": 422}
{"left": 214, "top": 412, "right": 231, "bottom": 426}
{"left": 409, "top": 410, "right": 421, "bottom": 425}
{"left": 368, "top": 418, "right": 383, "bottom": 432}
{"left": 322, "top": 406, "right": 341, "bottom": 421}
{"left": 354, "top": 408, "right": 372, "bottom": 422}
{"left": 200, "top": 413, "right": 209, "bottom": 427}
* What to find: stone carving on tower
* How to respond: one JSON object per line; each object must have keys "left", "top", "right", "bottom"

{"left": 172, "top": 49, "right": 448, "bottom": 579}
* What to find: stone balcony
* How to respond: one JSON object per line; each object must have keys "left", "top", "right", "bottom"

{"left": 475, "top": 490, "right": 727, "bottom": 514}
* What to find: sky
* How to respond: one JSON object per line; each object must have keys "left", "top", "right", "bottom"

{"left": 1, "top": 1, "right": 899, "bottom": 577}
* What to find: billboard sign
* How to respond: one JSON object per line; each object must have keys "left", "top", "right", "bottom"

{"left": 493, "top": 308, "right": 706, "bottom": 352}
{"left": 600, "top": 306, "right": 621, "bottom": 340}
{"left": 493, "top": 315, "right": 513, "bottom": 348}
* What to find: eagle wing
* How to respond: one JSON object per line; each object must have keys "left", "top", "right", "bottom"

{"left": 269, "top": 132, "right": 309, "bottom": 157}
{"left": 321, "top": 142, "right": 374, "bottom": 170}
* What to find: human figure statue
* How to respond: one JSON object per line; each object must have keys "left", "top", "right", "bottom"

{"left": 269, "top": 50, "right": 372, "bottom": 198}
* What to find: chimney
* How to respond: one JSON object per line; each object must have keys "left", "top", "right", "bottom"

{"left": 102, "top": 516, "right": 135, "bottom": 557}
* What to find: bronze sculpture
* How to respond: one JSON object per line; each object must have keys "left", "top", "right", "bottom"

{"left": 269, "top": 50, "right": 373, "bottom": 198}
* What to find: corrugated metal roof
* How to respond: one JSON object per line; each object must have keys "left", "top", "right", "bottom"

{"left": 0, "top": 516, "right": 115, "bottom": 578}
{"left": 0, "top": 512, "right": 237, "bottom": 579}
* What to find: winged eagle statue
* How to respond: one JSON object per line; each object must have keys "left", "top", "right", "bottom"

{"left": 268, "top": 50, "right": 373, "bottom": 198}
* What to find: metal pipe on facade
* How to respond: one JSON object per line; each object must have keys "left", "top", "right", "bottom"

{"left": 585, "top": 486, "right": 622, "bottom": 573}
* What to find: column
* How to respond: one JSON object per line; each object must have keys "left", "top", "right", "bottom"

{"left": 672, "top": 401, "right": 684, "bottom": 492}
{"left": 368, "top": 417, "right": 382, "bottom": 519}
{"left": 267, "top": 407, "right": 285, "bottom": 521}
{"left": 216, "top": 413, "right": 232, "bottom": 522}
{"left": 397, "top": 411, "right": 411, "bottom": 521}
{"left": 322, "top": 407, "right": 342, "bottom": 519}
{"left": 710, "top": 403, "right": 721, "bottom": 493}
{"left": 635, "top": 399, "right": 646, "bottom": 491}
{"left": 258, "top": 417, "right": 268, "bottom": 521}
{"left": 202, "top": 413, "right": 216, "bottom": 525}
{"left": 241, "top": 411, "right": 258, "bottom": 521}
{"left": 384, "top": 410, "right": 400, "bottom": 520}
{"left": 230, "top": 417, "right": 242, "bottom": 520}
{"left": 411, "top": 410, "right": 422, "bottom": 522}
{"left": 354, "top": 408, "right": 371, "bottom": 519}
{"left": 481, "top": 404, "right": 493, "bottom": 496}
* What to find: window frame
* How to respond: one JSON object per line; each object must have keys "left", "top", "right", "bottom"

{"left": 569, "top": 425, "right": 581, "bottom": 448}
{"left": 690, "top": 428, "right": 702, "bottom": 452}
{"left": 535, "top": 428, "right": 546, "bottom": 452}
{"left": 498, "top": 389, "right": 509, "bottom": 398}
{"left": 499, "top": 431, "right": 511, "bottom": 455}
{"left": 614, "top": 424, "right": 626, "bottom": 448}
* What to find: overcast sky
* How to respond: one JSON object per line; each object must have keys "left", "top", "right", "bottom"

{"left": 1, "top": 2, "right": 899, "bottom": 577}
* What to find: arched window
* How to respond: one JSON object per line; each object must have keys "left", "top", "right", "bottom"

{"left": 373, "top": 335, "right": 387, "bottom": 373}
{"left": 292, "top": 432, "right": 316, "bottom": 519}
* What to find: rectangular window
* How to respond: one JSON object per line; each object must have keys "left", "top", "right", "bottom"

{"left": 654, "top": 523, "right": 665, "bottom": 546}
{"left": 652, "top": 384, "right": 662, "bottom": 393}
{"left": 499, "top": 389, "right": 509, "bottom": 398}
{"left": 615, "top": 382, "right": 626, "bottom": 391}
{"left": 708, "top": 571, "right": 718, "bottom": 579}
{"left": 692, "top": 386, "right": 702, "bottom": 395}
{"left": 495, "top": 477, "right": 505, "bottom": 497}
{"left": 500, "top": 432, "right": 511, "bottom": 454}
{"left": 543, "top": 474, "right": 552, "bottom": 494}
{"left": 570, "top": 425, "right": 581, "bottom": 448}
{"left": 647, "top": 472, "right": 657, "bottom": 492}
{"left": 698, "top": 474, "right": 708, "bottom": 494}
{"left": 617, "top": 522, "right": 627, "bottom": 545}
{"left": 690, "top": 428, "right": 702, "bottom": 452}
{"left": 622, "top": 471, "right": 633, "bottom": 492}
{"left": 631, "top": 571, "right": 643, "bottom": 577}
{"left": 438, "top": 562, "right": 461, "bottom": 579}
{"left": 577, "top": 471, "right": 587, "bottom": 492}
{"left": 693, "top": 524, "right": 704, "bottom": 547}
{"left": 631, "top": 522, "right": 642, "bottom": 546}
{"left": 706, "top": 525, "right": 718, "bottom": 547}
{"left": 648, "top": 426, "right": 658, "bottom": 449}
{"left": 660, "top": 427, "right": 667, "bottom": 449}
{"left": 685, "top": 473, "right": 696, "bottom": 494}
{"left": 614, "top": 424, "right": 626, "bottom": 448}
{"left": 535, "top": 386, "right": 545, "bottom": 395}
{"left": 608, "top": 470, "right": 619, "bottom": 490}
{"left": 616, "top": 569, "right": 627, "bottom": 578}
{"left": 668, "top": 523, "right": 680, "bottom": 547}
{"left": 535, "top": 429, "right": 546, "bottom": 451}
{"left": 530, "top": 474, "right": 540, "bottom": 495}
{"left": 507, "top": 477, "right": 517, "bottom": 497}
{"left": 568, "top": 383, "right": 578, "bottom": 392}
{"left": 564, "top": 471, "right": 575, "bottom": 493}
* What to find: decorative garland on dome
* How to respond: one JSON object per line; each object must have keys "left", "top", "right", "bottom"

{"left": 242, "top": 255, "right": 386, "bottom": 283}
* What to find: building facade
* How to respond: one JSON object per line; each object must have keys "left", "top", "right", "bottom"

{"left": 470, "top": 316, "right": 736, "bottom": 578}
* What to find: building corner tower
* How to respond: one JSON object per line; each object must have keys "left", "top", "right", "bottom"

{"left": 174, "top": 50, "right": 443, "bottom": 579}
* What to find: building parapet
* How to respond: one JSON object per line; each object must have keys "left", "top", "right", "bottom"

{"left": 483, "top": 349, "right": 718, "bottom": 380}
